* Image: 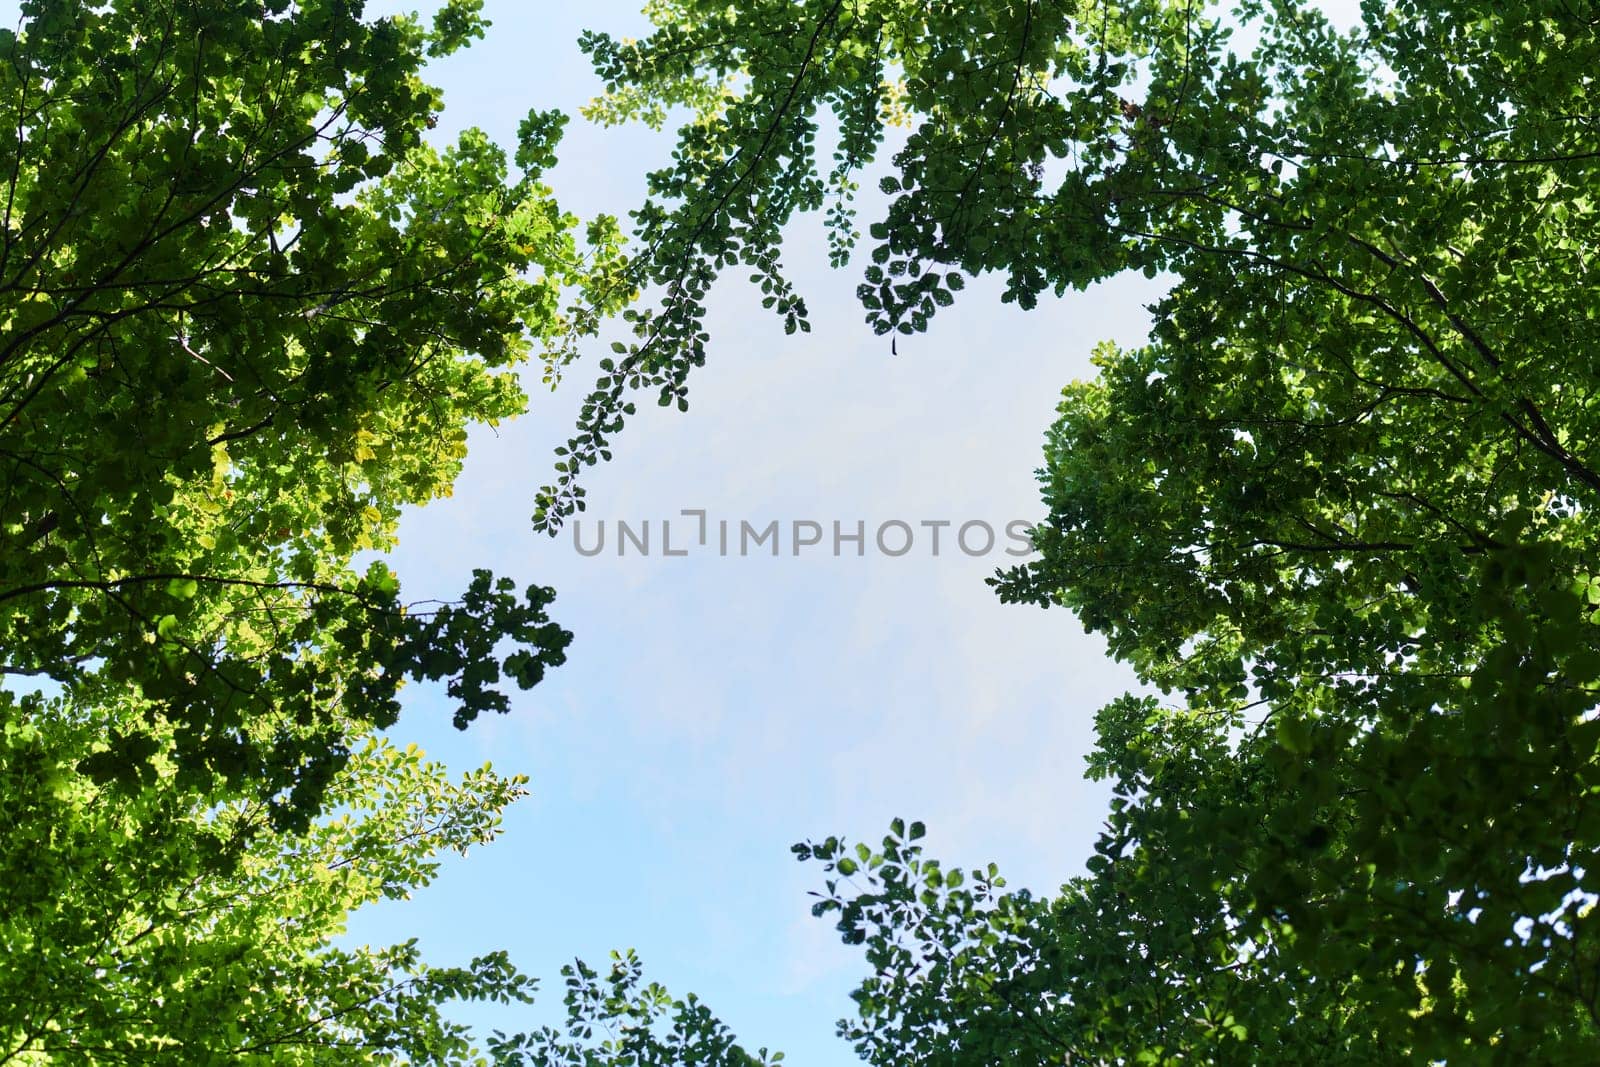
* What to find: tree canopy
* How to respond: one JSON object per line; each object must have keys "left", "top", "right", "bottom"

{"left": 577, "top": 0, "right": 1600, "bottom": 1059}
{"left": 11, "top": 0, "right": 1600, "bottom": 1058}
{"left": 0, "top": 0, "right": 628, "bottom": 825}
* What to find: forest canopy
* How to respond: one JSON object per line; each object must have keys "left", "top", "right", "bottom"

{"left": 4, "top": 0, "right": 1599, "bottom": 1061}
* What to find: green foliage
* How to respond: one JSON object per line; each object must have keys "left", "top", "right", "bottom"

{"left": 488, "top": 950, "right": 783, "bottom": 1067}
{"left": 593, "top": 0, "right": 1600, "bottom": 1059}
{"left": 1, "top": 708, "right": 536, "bottom": 1062}
{"left": 796, "top": 808, "right": 1389, "bottom": 1064}
{"left": 0, "top": 0, "right": 633, "bottom": 821}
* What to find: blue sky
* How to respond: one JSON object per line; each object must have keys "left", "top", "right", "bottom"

{"left": 338, "top": 3, "right": 1161, "bottom": 1059}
